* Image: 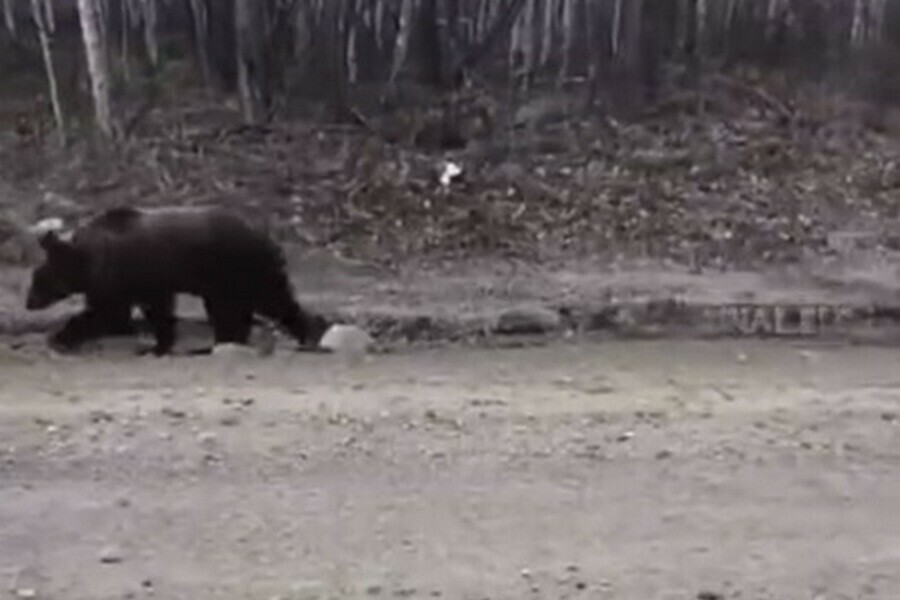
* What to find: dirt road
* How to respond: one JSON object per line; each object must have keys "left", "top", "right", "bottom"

{"left": 0, "top": 338, "right": 899, "bottom": 600}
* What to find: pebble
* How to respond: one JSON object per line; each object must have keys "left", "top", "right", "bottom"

{"left": 197, "top": 431, "right": 218, "bottom": 446}
{"left": 616, "top": 430, "right": 635, "bottom": 442}
{"left": 14, "top": 589, "right": 36, "bottom": 599}
{"left": 161, "top": 407, "right": 187, "bottom": 420}
{"left": 99, "top": 546, "right": 125, "bottom": 564}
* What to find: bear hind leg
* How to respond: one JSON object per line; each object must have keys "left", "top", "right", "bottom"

{"left": 254, "top": 278, "right": 328, "bottom": 349}
{"left": 139, "top": 294, "right": 177, "bottom": 356}
{"left": 203, "top": 297, "right": 253, "bottom": 346}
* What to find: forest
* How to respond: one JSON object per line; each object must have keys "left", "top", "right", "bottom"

{"left": 2, "top": 0, "right": 900, "bottom": 270}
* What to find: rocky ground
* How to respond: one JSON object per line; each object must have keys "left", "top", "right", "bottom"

{"left": 1, "top": 337, "right": 899, "bottom": 600}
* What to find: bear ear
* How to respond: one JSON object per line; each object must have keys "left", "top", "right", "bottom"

{"left": 38, "top": 230, "right": 77, "bottom": 258}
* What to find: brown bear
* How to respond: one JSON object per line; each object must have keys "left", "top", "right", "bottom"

{"left": 26, "top": 206, "right": 329, "bottom": 355}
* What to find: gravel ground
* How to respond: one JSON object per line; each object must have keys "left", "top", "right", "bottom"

{"left": 0, "top": 337, "right": 898, "bottom": 600}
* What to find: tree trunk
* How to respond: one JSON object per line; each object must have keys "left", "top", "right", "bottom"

{"left": 615, "top": 0, "right": 644, "bottom": 113}
{"left": 330, "top": 0, "right": 350, "bottom": 121}
{"left": 42, "top": 0, "right": 55, "bottom": 33}
{"left": 459, "top": 0, "right": 528, "bottom": 73}
{"left": 190, "top": 0, "right": 210, "bottom": 84}
{"left": 684, "top": 0, "right": 699, "bottom": 86}
{"left": 234, "top": 0, "right": 265, "bottom": 124}
{"left": 77, "top": 0, "right": 114, "bottom": 137}
{"left": 559, "top": 0, "right": 575, "bottom": 87}
{"left": 29, "top": 0, "right": 65, "bottom": 145}
{"left": 384, "top": 0, "right": 416, "bottom": 102}
{"left": 207, "top": 0, "right": 237, "bottom": 91}
{"left": 140, "top": 0, "right": 159, "bottom": 67}
{"left": 3, "top": 0, "right": 15, "bottom": 37}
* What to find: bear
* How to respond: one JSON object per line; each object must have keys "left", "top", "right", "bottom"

{"left": 25, "top": 206, "right": 329, "bottom": 355}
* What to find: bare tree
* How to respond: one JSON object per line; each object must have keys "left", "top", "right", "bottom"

{"left": 187, "top": 0, "right": 211, "bottom": 82}
{"left": 384, "top": 0, "right": 416, "bottom": 102}
{"left": 29, "top": 0, "right": 65, "bottom": 145}
{"left": 77, "top": 0, "right": 115, "bottom": 137}
{"left": 3, "top": 0, "right": 15, "bottom": 37}
{"left": 139, "top": 0, "right": 159, "bottom": 67}
{"left": 235, "top": 0, "right": 265, "bottom": 124}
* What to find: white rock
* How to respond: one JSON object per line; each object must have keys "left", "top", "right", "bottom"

{"left": 319, "top": 324, "right": 373, "bottom": 356}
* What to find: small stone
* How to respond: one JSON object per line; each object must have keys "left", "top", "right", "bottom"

{"left": 574, "top": 581, "right": 587, "bottom": 590}
{"left": 736, "top": 352, "right": 748, "bottom": 363}
{"left": 520, "top": 568, "right": 532, "bottom": 578}
{"left": 366, "top": 585, "right": 383, "bottom": 595}
{"left": 616, "top": 431, "right": 635, "bottom": 442}
{"left": 99, "top": 546, "right": 125, "bottom": 564}
{"left": 655, "top": 449, "right": 673, "bottom": 460}
{"left": 197, "top": 431, "right": 218, "bottom": 446}
{"left": 161, "top": 407, "right": 187, "bottom": 420}
{"left": 14, "top": 589, "right": 37, "bottom": 599}
{"left": 219, "top": 415, "right": 240, "bottom": 427}
{"left": 89, "top": 410, "right": 114, "bottom": 423}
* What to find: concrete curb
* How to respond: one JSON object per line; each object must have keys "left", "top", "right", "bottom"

{"left": 354, "top": 301, "right": 900, "bottom": 345}
{"left": 6, "top": 300, "right": 900, "bottom": 347}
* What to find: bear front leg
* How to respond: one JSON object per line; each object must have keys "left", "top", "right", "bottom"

{"left": 103, "top": 304, "right": 139, "bottom": 336}
{"left": 139, "top": 294, "right": 177, "bottom": 356}
{"left": 50, "top": 309, "right": 107, "bottom": 351}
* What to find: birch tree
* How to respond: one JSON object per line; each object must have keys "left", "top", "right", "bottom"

{"left": 4, "top": 0, "right": 15, "bottom": 37}
{"left": 30, "top": 0, "right": 65, "bottom": 144}
{"left": 235, "top": 0, "right": 265, "bottom": 123}
{"left": 77, "top": 0, "right": 114, "bottom": 137}
{"left": 139, "top": 0, "right": 159, "bottom": 67}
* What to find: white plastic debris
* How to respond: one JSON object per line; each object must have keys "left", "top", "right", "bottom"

{"left": 438, "top": 160, "right": 463, "bottom": 187}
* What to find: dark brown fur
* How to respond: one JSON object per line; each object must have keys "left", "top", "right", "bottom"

{"left": 27, "top": 206, "right": 328, "bottom": 355}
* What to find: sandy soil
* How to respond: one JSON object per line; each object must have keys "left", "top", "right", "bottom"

{"left": 0, "top": 337, "right": 899, "bottom": 600}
